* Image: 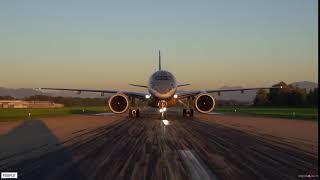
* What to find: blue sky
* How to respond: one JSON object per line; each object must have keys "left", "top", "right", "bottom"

{"left": 0, "top": 0, "right": 318, "bottom": 90}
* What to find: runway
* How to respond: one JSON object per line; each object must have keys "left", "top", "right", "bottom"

{"left": 0, "top": 109, "right": 318, "bottom": 180}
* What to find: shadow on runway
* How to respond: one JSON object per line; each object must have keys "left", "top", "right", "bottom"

{"left": 0, "top": 120, "right": 85, "bottom": 180}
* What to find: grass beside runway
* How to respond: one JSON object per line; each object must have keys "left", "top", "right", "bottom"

{"left": 0, "top": 106, "right": 108, "bottom": 121}
{"left": 215, "top": 107, "right": 318, "bottom": 120}
{"left": 1, "top": 106, "right": 317, "bottom": 121}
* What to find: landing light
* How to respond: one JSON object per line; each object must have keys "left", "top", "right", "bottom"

{"left": 145, "top": 94, "right": 151, "bottom": 99}
{"left": 159, "top": 107, "right": 167, "bottom": 113}
{"left": 173, "top": 94, "right": 178, "bottom": 99}
{"left": 162, "top": 120, "right": 169, "bottom": 125}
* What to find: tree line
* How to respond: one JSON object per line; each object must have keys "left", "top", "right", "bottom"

{"left": 0, "top": 96, "right": 15, "bottom": 100}
{"left": 254, "top": 81, "right": 318, "bottom": 107}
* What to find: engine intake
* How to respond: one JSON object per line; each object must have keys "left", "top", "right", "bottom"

{"left": 108, "top": 94, "right": 129, "bottom": 113}
{"left": 194, "top": 93, "right": 216, "bottom": 113}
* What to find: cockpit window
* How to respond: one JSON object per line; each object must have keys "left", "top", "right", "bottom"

{"left": 155, "top": 76, "right": 171, "bottom": 80}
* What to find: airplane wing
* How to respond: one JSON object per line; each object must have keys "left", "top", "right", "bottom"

{"left": 176, "top": 86, "right": 282, "bottom": 99}
{"left": 128, "top": 84, "right": 148, "bottom": 88}
{"left": 206, "top": 86, "right": 282, "bottom": 93}
{"left": 177, "top": 83, "right": 191, "bottom": 87}
{"left": 39, "top": 88, "right": 147, "bottom": 99}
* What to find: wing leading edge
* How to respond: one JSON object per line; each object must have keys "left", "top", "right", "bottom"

{"left": 176, "top": 86, "right": 283, "bottom": 99}
{"left": 39, "top": 88, "right": 147, "bottom": 99}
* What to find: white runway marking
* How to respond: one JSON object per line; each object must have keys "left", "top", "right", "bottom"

{"left": 94, "top": 113, "right": 114, "bottom": 116}
{"left": 208, "top": 112, "right": 224, "bottom": 115}
{"left": 179, "top": 150, "right": 217, "bottom": 180}
{"left": 162, "top": 120, "right": 170, "bottom": 126}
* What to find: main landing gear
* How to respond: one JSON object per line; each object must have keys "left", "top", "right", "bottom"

{"left": 129, "top": 97, "right": 140, "bottom": 118}
{"left": 182, "top": 96, "right": 194, "bottom": 118}
{"left": 129, "top": 108, "right": 140, "bottom": 118}
{"left": 159, "top": 108, "right": 167, "bottom": 120}
{"left": 183, "top": 108, "right": 194, "bottom": 117}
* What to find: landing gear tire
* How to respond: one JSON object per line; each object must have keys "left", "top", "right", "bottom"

{"left": 129, "top": 109, "right": 140, "bottom": 118}
{"left": 183, "top": 108, "right": 194, "bottom": 117}
{"left": 189, "top": 109, "right": 194, "bottom": 117}
{"left": 183, "top": 109, "right": 187, "bottom": 117}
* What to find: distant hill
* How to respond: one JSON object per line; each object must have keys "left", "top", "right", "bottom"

{"left": 0, "top": 87, "right": 48, "bottom": 99}
{"left": 289, "top": 81, "right": 318, "bottom": 92}
{"left": 0, "top": 87, "right": 105, "bottom": 99}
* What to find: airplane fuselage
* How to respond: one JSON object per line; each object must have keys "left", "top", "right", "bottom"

{"left": 148, "top": 70, "right": 177, "bottom": 107}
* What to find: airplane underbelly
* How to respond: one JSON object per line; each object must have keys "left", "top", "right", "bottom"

{"left": 148, "top": 97, "right": 177, "bottom": 107}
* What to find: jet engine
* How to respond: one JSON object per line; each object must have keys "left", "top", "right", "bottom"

{"left": 194, "top": 93, "right": 216, "bottom": 113}
{"left": 108, "top": 94, "right": 129, "bottom": 113}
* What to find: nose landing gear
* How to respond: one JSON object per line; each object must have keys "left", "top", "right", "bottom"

{"left": 128, "top": 97, "right": 140, "bottom": 118}
{"left": 158, "top": 100, "right": 167, "bottom": 120}
{"left": 183, "top": 96, "right": 194, "bottom": 118}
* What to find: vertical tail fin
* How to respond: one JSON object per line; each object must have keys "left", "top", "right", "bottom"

{"left": 158, "top": 50, "right": 162, "bottom": 70}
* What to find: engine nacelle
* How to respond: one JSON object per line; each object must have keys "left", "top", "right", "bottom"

{"left": 194, "top": 93, "right": 216, "bottom": 113}
{"left": 108, "top": 94, "right": 129, "bottom": 113}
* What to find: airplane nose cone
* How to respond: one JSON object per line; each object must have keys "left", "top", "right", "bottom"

{"left": 151, "top": 85, "right": 176, "bottom": 99}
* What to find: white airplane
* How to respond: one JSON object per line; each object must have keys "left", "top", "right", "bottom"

{"left": 41, "top": 51, "right": 281, "bottom": 119}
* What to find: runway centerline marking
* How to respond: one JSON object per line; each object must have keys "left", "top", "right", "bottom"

{"left": 208, "top": 112, "right": 224, "bottom": 115}
{"left": 94, "top": 113, "right": 114, "bottom": 116}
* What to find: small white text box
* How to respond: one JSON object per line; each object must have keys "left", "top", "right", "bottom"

{"left": 1, "top": 172, "right": 18, "bottom": 179}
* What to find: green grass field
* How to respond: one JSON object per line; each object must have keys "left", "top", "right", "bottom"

{"left": 0, "top": 106, "right": 108, "bottom": 121}
{"left": 0, "top": 106, "right": 318, "bottom": 121}
{"left": 215, "top": 107, "right": 318, "bottom": 120}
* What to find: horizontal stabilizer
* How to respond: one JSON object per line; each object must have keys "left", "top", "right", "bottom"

{"left": 129, "top": 84, "right": 148, "bottom": 88}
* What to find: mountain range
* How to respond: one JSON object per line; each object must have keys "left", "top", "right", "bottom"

{"left": 0, "top": 81, "right": 317, "bottom": 102}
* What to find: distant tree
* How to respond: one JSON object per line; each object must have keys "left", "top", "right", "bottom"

{"left": 314, "top": 88, "right": 318, "bottom": 106}
{"left": 26, "top": 95, "right": 51, "bottom": 101}
{"left": 307, "top": 88, "right": 318, "bottom": 106}
{"left": 0, "top": 96, "right": 15, "bottom": 100}
{"left": 288, "top": 87, "right": 307, "bottom": 105}
{"left": 253, "top": 81, "right": 314, "bottom": 107}
{"left": 268, "top": 81, "right": 289, "bottom": 105}
{"left": 254, "top": 89, "right": 268, "bottom": 106}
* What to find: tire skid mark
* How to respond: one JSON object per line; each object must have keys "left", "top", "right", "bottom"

{"left": 181, "top": 118, "right": 318, "bottom": 179}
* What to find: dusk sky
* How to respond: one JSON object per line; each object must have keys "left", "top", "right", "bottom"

{"left": 0, "top": 0, "right": 318, "bottom": 91}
